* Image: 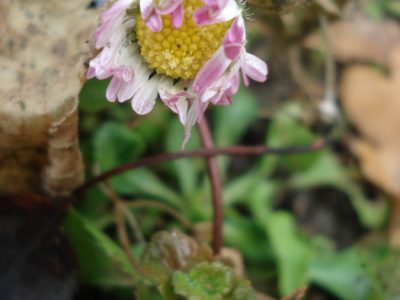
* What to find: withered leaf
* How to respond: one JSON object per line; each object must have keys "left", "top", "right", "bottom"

{"left": 304, "top": 15, "right": 400, "bottom": 67}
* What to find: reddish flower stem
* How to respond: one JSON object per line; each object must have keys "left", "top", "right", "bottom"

{"left": 197, "top": 118, "right": 223, "bottom": 256}
{"left": 73, "top": 136, "right": 331, "bottom": 197}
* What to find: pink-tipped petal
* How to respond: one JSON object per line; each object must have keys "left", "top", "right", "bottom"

{"left": 192, "top": 6, "right": 212, "bottom": 26}
{"left": 223, "top": 43, "right": 243, "bottom": 60}
{"left": 131, "top": 77, "right": 160, "bottom": 114}
{"left": 225, "top": 16, "right": 245, "bottom": 43}
{"left": 193, "top": 0, "right": 239, "bottom": 26}
{"left": 106, "top": 76, "right": 123, "bottom": 101}
{"left": 242, "top": 53, "right": 268, "bottom": 82}
{"left": 242, "top": 71, "right": 250, "bottom": 86}
{"left": 140, "top": 0, "right": 154, "bottom": 20}
{"left": 117, "top": 80, "right": 140, "bottom": 102}
{"left": 86, "top": 66, "right": 96, "bottom": 79}
{"left": 157, "top": 0, "right": 182, "bottom": 14}
{"left": 145, "top": 12, "right": 163, "bottom": 32}
{"left": 182, "top": 104, "right": 199, "bottom": 149}
{"left": 173, "top": 97, "right": 189, "bottom": 124}
{"left": 95, "top": 0, "right": 132, "bottom": 48}
{"left": 223, "top": 17, "right": 245, "bottom": 59}
{"left": 171, "top": 4, "right": 184, "bottom": 28}
{"left": 193, "top": 47, "right": 231, "bottom": 94}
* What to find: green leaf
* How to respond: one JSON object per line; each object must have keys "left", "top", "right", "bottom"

{"left": 224, "top": 215, "right": 271, "bottom": 262}
{"left": 94, "top": 122, "right": 145, "bottom": 170}
{"left": 262, "top": 102, "right": 321, "bottom": 174}
{"left": 265, "top": 212, "right": 313, "bottom": 295}
{"left": 248, "top": 181, "right": 277, "bottom": 224}
{"left": 213, "top": 87, "right": 258, "bottom": 175}
{"left": 289, "top": 152, "right": 347, "bottom": 189}
{"left": 227, "top": 278, "right": 258, "bottom": 300}
{"left": 134, "top": 105, "right": 172, "bottom": 144}
{"left": 111, "top": 168, "right": 182, "bottom": 207}
{"left": 135, "top": 285, "right": 166, "bottom": 300}
{"left": 165, "top": 118, "right": 201, "bottom": 199}
{"left": 63, "top": 209, "right": 137, "bottom": 287}
{"left": 289, "top": 152, "right": 389, "bottom": 229}
{"left": 172, "top": 262, "right": 234, "bottom": 300}
{"left": 310, "top": 248, "right": 374, "bottom": 300}
{"left": 79, "top": 79, "right": 111, "bottom": 113}
{"left": 386, "top": 0, "right": 400, "bottom": 16}
{"left": 223, "top": 171, "right": 261, "bottom": 206}
{"left": 213, "top": 87, "right": 258, "bottom": 147}
{"left": 94, "top": 122, "right": 180, "bottom": 205}
{"left": 347, "top": 186, "right": 389, "bottom": 229}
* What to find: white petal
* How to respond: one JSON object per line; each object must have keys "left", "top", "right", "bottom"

{"left": 131, "top": 76, "right": 161, "bottom": 114}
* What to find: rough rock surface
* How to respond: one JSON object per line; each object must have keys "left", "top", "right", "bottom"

{"left": 0, "top": 1, "right": 97, "bottom": 195}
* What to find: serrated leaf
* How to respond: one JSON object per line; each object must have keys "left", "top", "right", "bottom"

{"left": 227, "top": 278, "right": 258, "bottom": 300}
{"left": 172, "top": 262, "right": 234, "bottom": 300}
{"left": 140, "top": 231, "right": 213, "bottom": 285}
{"left": 63, "top": 209, "right": 137, "bottom": 287}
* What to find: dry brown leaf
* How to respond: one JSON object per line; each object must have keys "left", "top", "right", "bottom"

{"left": 220, "top": 247, "right": 245, "bottom": 276}
{"left": 0, "top": 1, "right": 97, "bottom": 195}
{"left": 304, "top": 15, "right": 400, "bottom": 67}
{"left": 340, "top": 46, "right": 400, "bottom": 245}
{"left": 340, "top": 47, "right": 400, "bottom": 196}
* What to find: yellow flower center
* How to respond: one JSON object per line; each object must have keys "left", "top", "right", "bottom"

{"left": 135, "top": 0, "right": 232, "bottom": 79}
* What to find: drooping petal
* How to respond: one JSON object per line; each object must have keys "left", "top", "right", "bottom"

{"left": 182, "top": 103, "right": 200, "bottom": 149}
{"left": 241, "top": 53, "right": 268, "bottom": 83}
{"left": 193, "top": 47, "right": 231, "bottom": 94}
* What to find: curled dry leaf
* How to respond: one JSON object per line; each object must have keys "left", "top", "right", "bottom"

{"left": 340, "top": 47, "right": 400, "bottom": 245}
{"left": 220, "top": 247, "right": 245, "bottom": 276}
{"left": 0, "top": 1, "right": 97, "bottom": 195}
{"left": 304, "top": 15, "right": 400, "bottom": 67}
{"left": 340, "top": 47, "right": 400, "bottom": 197}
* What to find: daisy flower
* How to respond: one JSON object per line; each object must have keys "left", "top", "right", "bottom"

{"left": 87, "top": 0, "right": 268, "bottom": 145}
